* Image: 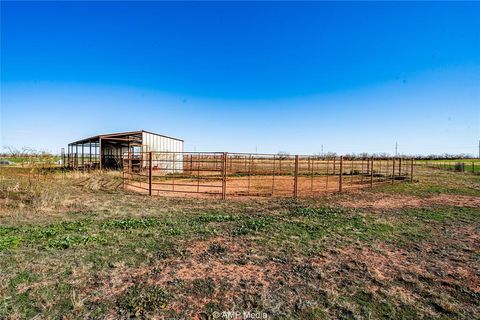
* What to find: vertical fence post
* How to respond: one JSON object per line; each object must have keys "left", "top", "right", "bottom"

{"left": 148, "top": 151, "right": 152, "bottom": 196}
{"left": 325, "top": 157, "right": 330, "bottom": 191}
{"left": 398, "top": 158, "right": 402, "bottom": 177}
{"left": 472, "top": 162, "right": 475, "bottom": 174}
{"left": 81, "top": 144, "right": 84, "bottom": 169}
{"left": 99, "top": 138, "right": 102, "bottom": 171}
{"left": 370, "top": 157, "right": 374, "bottom": 188}
{"left": 392, "top": 158, "right": 396, "bottom": 184}
{"left": 271, "top": 155, "right": 276, "bottom": 196}
{"left": 293, "top": 155, "right": 299, "bottom": 198}
{"left": 75, "top": 144, "right": 78, "bottom": 169}
{"left": 89, "top": 142, "right": 92, "bottom": 167}
{"left": 222, "top": 152, "right": 227, "bottom": 200}
{"left": 360, "top": 158, "right": 365, "bottom": 184}
{"left": 339, "top": 156, "right": 343, "bottom": 192}
{"left": 122, "top": 155, "right": 125, "bottom": 190}
{"left": 127, "top": 146, "right": 131, "bottom": 175}
{"left": 410, "top": 158, "right": 414, "bottom": 183}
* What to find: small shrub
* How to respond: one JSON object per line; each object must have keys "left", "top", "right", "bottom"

{"left": 454, "top": 162, "right": 465, "bottom": 172}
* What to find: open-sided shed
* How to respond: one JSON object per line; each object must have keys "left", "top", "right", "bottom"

{"left": 65, "top": 130, "right": 183, "bottom": 169}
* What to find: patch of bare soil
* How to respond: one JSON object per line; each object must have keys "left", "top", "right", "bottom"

{"left": 88, "top": 237, "right": 287, "bottom": 318}
{"left": 125, "top": 175, "right": 369, "bottom": 199}
{"left": 85, "top": 229, "right": 479, "bottom": 318}
{"left": 338, "top": 193, "right": 480, "bottom": 210}
{"left": 338, "top": 242, "right": 479, "bottom": 293}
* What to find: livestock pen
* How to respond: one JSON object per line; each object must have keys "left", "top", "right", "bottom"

{"left": 122, "top": 152, "right": 414, "bottom": 199}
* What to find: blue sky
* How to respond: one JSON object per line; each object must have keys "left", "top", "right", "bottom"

{"left": 1, "top": 1, "right": 479, "bottom": 155}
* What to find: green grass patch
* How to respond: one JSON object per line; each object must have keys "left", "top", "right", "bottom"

{"left": 289, "top": 205, "right": 344, "bottom": 217}
{"left": 101, "top": 217, "right": 161, "bottom": 229}
{"left": 194, "top": 212, "right": 239, "bottom": 223}
{"left": 232, "top": 216, "right": 275, "bottom": 236}
{"left": 402, "top": 207, "right": 480, "bottom": 223}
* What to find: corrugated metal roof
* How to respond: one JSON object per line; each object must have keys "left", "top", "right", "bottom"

{"left": 69, "top": 130, "right": 183, "bottom": 145}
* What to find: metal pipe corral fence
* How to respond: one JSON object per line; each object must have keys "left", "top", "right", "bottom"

{"left": 122, "top": 151, "right": 415, "bottom": 199}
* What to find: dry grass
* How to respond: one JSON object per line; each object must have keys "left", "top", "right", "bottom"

{"left": 337, "top": 193, "right": 480, "bottom": 210}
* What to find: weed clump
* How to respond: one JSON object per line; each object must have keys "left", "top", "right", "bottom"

{"left": 102, "top": 217, "right": 159, "bottom": 230}
{"left": 289, "top": 206, "right": 344, "bottom": 217}
{"left": 191, "top": 277, "right": 216, "bottom": 297}
{"left": 195, "top": 213, "right": 238, "bottom": 223}
{"left": 0, "top": 235, "right": 22, "bottom": 251}
{"left": 48, "top": 234, "right": 107, "bottom": 249}
{"left": 207, "top": 242, "right": 228, "bottom": 255}
{"left": 117, "top": 283, "right": 170, "bottom": 317}
{"left": 232, "top": 217, "right": 274, "bottom": 236}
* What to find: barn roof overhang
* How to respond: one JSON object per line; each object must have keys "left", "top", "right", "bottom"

{"left": 68, "top": 130, "right": 183, "bottom": 145}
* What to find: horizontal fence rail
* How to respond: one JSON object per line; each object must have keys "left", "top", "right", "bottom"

{"left": 122, "top": 152, "right": 415, "bottom": 199}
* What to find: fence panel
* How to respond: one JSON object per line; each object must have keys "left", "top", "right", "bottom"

{"left": 122, "top": 152, "right": 414, "bottom": 199}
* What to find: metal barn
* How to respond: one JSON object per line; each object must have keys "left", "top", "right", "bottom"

{"left": 65, "top": 130, "right": 183, "bottom": 170}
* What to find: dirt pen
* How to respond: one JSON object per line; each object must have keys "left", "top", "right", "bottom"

{"left": 122, "top": 152, "right": 414, "bottom": 199}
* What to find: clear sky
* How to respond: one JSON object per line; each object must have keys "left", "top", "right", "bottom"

{"left": 1, "top": 1, "right": 479, "bottom": 156}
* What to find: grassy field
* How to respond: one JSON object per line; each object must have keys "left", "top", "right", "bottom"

{"left": 419, "top": 159, "right": 480, "bottom": 174}
{"left": 0, "top": 166, "right": 479, "bottom": 319}
{"left": 423, "top": 158, "right": 480, "bottom": 163}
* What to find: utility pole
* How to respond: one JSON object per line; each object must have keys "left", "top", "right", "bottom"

{"left": 321, "top": 144, "right": 324, "bottom": 155}
{"left": 478, "top": 140, "right": 479, "bottom": 159}
{"left": 395, "top": 142, "right": 398, "bottom": 156}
